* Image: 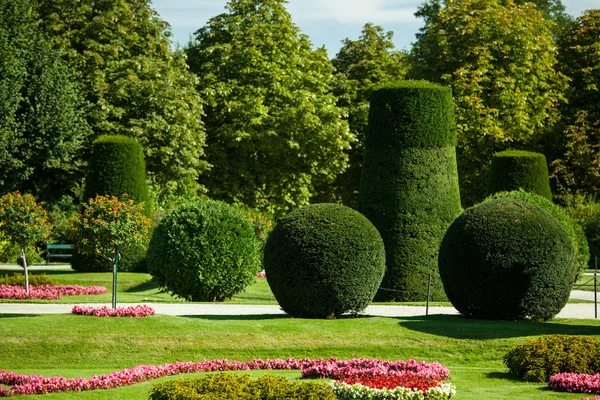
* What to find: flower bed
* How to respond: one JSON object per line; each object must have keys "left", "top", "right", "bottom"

{"left": 0, "top": 284, "right": 107, "bottom": 300}
{"left": 0, "top": 357, "right": 452, "bottom": 397}
{"left": 549, "top": 372, "right": 600, "bottom": 395}
{"left": 257, "top": 270, "right": 266, "bottom": 278}
{"left": 71, "top": 305, "right": 155, "bottom": 318}
{"left": 332, "top": 375, "right": 456, "bottom": 399}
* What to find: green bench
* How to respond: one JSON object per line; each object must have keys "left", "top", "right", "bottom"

{"left": 45, "top": 244, "right": 74, "bottom": 265}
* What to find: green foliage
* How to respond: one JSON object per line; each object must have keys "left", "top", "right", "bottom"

{"left": 488, "top": 150, "right": 552, "bottom": 200}
{"left": 488, "top": 190, "right": 589, "bottom": 281}
{"left": 46, "top": 195, "right": 78, "bottom": 243}
{"left": 321, "top": 23, "right": 408, "bottom": 206}
{"left": 263, "top": 203, "right": 385, "bottom": 319}
{"left": 358, "top": 81, "right": 462, "bottom": 302}
{"left": 235, "top": 204, "right": 274, "bottom": 253}
{"left": 439, "top": 198, "right": 574, "bottom": 321}
{"left": 0, "top": 0, "right": 91, "bottom": 203}
{"left": 409, "top": 0, "right": 567, "bottom": 205}
{"left": 147, "top": 198, "right": 261, "bottom": 302}
{"left": 564, "top": 194, "right": 600, "bottom": 265}
{"left": 0, "top": 272, "right": 56, "bottom": 287}
{"left": 36, "top": 0, "right": 209, "bottom": 202}
{"left": 71, "top": 194, "right": 151, "bottom": 263}
{"left": 504, "top": 335, "right": 600, "bottom": 382}
{"left": 0, "top": 191, "right": 51, "bottom": 249}
{"left": 185, "top": 0, "right": 352, "bottom": 218}
{"left": 552, "top": 10, "right": 600, "bottom": 197}
{"left": 150, "top": 373, "right": 336, "bottom": 400}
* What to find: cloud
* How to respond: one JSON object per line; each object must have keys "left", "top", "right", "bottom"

{"left": 287, "top": 0, "right": 421, "bottom": 24}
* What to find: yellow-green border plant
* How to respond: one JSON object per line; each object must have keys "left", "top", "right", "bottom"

{"left": 0, "top": 191, "right": 51, "bottom": 294}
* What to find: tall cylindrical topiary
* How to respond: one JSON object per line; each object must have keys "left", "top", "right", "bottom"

{"left": 488, "top": 150, "right": 552, "bottom": 200}
{"left": 72, "top": 135, "right": 153, "bottom": 272}
{"left": 358, "top": 80, "right": 462, "bottom": 301}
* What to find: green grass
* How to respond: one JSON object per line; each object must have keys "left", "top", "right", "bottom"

{"left": 574, "top": 273, "right": 600, "bottom": 292}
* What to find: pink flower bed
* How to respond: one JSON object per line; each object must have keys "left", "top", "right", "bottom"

{"left": 257, "top": 270, "right": 266, "bottom": 278}
{"left": 549, "top": 372, "right": 600, "bottom": 395}
{"left": 72, "top": 305, "right": 155, "bottom": 318}
{"left": 0, "top": 357, "right": 449, "bottom": 397}
{"left": 0, "top": 285, "right": 107, "bottom": 300}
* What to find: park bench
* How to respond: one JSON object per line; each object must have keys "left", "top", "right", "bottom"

{"left": 45, "top": 244, "right": 74, "bottom": 265}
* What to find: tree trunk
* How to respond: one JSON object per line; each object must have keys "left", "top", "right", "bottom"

{"left": 20, "top": 247, "right": 29, "bottom": 295}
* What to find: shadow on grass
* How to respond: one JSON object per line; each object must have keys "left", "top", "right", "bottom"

{"left": 0, "top": 314, "right": 43, "bottom": 318}
{"left": 486, "top": 371, "right": 523, "bottom": 383}
{"left": 180, "top": 314, "right": 290, "bottom": 321}
{"left": 398, "top": 314, "right": 600, "bottom": 339}
{"left": 124, "top": 280, "right": 160, "bottom": 293}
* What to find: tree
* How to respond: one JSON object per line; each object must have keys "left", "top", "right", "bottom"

{"left": 36, "top": 0, "right": 209, "bottom": 203}
{"left": 0, "top": 0, "right": 91, "bottom": 202}
{"left": 71, "top": 195, "right": 151, "bottom": 308}
{"left": 0, "top": 192, "right": 51, "bottom": 294}
{"left": 324, "top": 23, "right": 407, "bottom": 207}
{"left": 409, "top": 0, "right": 567, "bottom": 205}
{"left": 551, "top": 10, "right": 600, "bottom": 197}
{"left": 185, "top": 0, "right": 352, "bottom": 217}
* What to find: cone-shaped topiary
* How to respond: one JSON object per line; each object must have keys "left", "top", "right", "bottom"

{"left": 263, "top": 203, "right": 386, "bottom": 319}
{"left": 72, "top": 135, "right": 152, "bottom": 272}
{"left": 358, "top": 80, "right": 462, "bottom": 302}
{"left": 438, "top": 198, "right": 575, "bottom": 321}
{"left": 488, "top": 150, "right": 552, "bottom": 200}
{"left": 147, "top": 198, "right": 261, "bottom": 302}
{"left": 488, "top": 190, "right": 589, "bottom": 282}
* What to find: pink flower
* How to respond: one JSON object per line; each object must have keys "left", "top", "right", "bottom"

{"left": 71, "top": 305, "right": 155, "bottom": 318}
{"left": 550, "top": 373, "right": 600, "bottom": 395}
{"left": 0, "top": 285, "right": 107, "bottom": 300}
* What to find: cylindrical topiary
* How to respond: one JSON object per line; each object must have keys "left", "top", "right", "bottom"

{"left": 438, "top": 198, "right": 575, "bottom": 321}
{"left": 358, "top": 80, "right": 462, "bottom": 302}
{"left": 72, "top": 135, "right": 152, "bottom": 272}
{"left": 146, "top": 198, "right": 260, "bottom": 302}
{"left": 263, "top": 203, "right": 386, "bottom": 319}
{"left": 488, "top": 190, "right": 589, "bottom": 282}
{"left": 488, "top": 150, "right": 552, "bottom": 200}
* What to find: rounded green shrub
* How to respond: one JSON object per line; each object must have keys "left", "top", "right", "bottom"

{"left": 147, "top": 198, "right": 260, "bottom": 302}
{"left": 488, "top": 150, "right": 552, "bottom": 200}
{"left": 0, "top": 272, "right": 56, "bottom": 287}
{"left": 438, "top": 198, "right": 575, "bottom": 321}
{"left": 565, "top": 194, "right": 600, "bottom": 268}
{"left": 150, "top": 373, "right": 336, "bottom": 400}
{"left": 72, "top": 135, "right": 152, "bottom": 272}
{"left": 263, "top": 203, "right": 385, "bottom": 319}
{"left": 358, "top": 80, "right": 462, "bottom": 301}
{"left": 488, "top": 190, "right": 589, "bottom": 282}
{"left": 504, "top": 335, "right": 600, "bottom": 382}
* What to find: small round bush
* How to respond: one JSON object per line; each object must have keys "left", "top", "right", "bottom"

{"left": 147, "top": 198, "right": 260, "bottom": 302}
{"left": 488, "top": 190, "right": 589, "bottom": 282}
{"left": 438, "top": 198, "right": 575, "bottom": 321}
{"left": 0, "top": 272, "right": 56, "bottom": 287}
{"left": 263, "top": 203, "right": 385, "bottom": 319}
{"left": 504, "top": 335, "right": 600, "bottom": 382}
{"left": 488, "top": 150, "right": 552, "bottom": 200}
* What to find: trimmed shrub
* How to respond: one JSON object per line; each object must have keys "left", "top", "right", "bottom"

{"left": 488, "top": 190, "right": 589, "bottom": 281}
{"left": 150, "top": 373, "right": 336, "bottom": 400}
{"left": 565, "top": 194, "right": 600, "bottom": 268}
{"left": 504, "top": 335, "right": 600, "bottom": 382}
{"left": 73, "top": 135, "right": 152, "bottom": 272}
{"left": 488, "top": 150, "right": 552, "bottom": 200}
{"left": 438, "top": 198, "right": 574, "bottom": 321}
{"left": 0, "top": 272, "right": 56, "bottom": 287}
{"left": 147, "top": 198, "right": 260, "bottom": 302}
{"left": 263, "top": 203, "right": 385, "bottom": 319}
{"left": 358, "top": 80, "right": 462, "bottom": 302}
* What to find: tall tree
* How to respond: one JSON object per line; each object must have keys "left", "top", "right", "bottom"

{"left": 36, "top": 0, "right": 209, "bottom": 203}
{"left": 0, "top": 0, "right": 91, "bottom": 202}
{"left": 324, "top": 23, "right": 407, "bottom": 207}
{"left": 409, "top": 0, "right": 567, "bottom": 205}
{"left": 551, "top": 10, "right": 600, "bottom": 197}
{"left": 186, "top": 0, "right": 352, "bottom": 218}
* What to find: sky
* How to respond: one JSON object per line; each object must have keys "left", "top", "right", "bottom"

{"left": 151, "top": 0, "right": 599, "bottom": 56}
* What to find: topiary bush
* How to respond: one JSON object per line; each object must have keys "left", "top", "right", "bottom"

{"left": 0, "top": 272, "right": 56, "bottom": 287}
{"left": 358, "top": 80, "right": 462, "bottom": 302}
{"left": 72, "top": 135, "right": 153, "bottom": 272}
{"left": 263, "top": 203, "right": 385, "bottom": 319}
{"left": 488, "top": 150, "right": 552, "bottom": 200}
{"left": 150, "top": 373, "right": 336, "bottom": 400}
{"left": 438, "top": 198, "right": 575, "bottom": 321}
{"left": 504, "top": 335, "right": 600, "bottom": 382}
{"left": 147, "top": 198, "right": 260, "bottom": 302}
{"left": 488, "top": 190, "right": 589, "bottom": 281}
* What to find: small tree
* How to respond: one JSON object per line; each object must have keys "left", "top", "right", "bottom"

{"left": 0, "top": 191, "right": 51, "bottom": 294}
{"left": 71, "top": 195, "right": 151, "bottom": 308}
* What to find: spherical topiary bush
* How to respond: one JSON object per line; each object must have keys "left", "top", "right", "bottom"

{"left": 488, "top": 150, "right": 552, "bottom": 200}
{"left": 146, "top": 198, "right": 260, "bottom": 302}
{"left": 438, "top": 198, "right": 575, "bottom": 321}
{"left": 263, "top": 203, "right": 386, "bottom": 319}
{"left": 488, "top": 190, "right": 589, "bottom": 282}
